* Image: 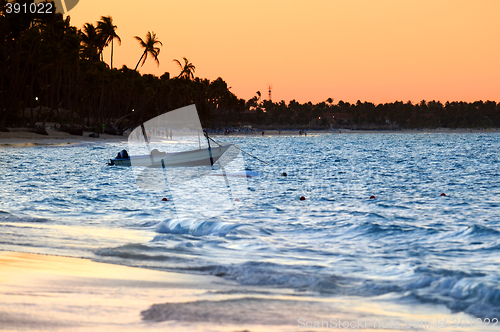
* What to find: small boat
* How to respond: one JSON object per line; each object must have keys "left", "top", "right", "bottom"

{"left": 108, "top": 104, "right": 237, "bottom": 169}
{"left": 107, "top": 104, "right": 266, "bottom": 218}
{"left": 109, "top": 144, "right": 232, "bottom": 167}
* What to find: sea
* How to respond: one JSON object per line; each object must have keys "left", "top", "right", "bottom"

{"left": 1, "top": 132, "right": 499, "bottom": 327}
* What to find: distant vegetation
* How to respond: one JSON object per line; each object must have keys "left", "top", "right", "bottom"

{"left": 244, "top": 99, "right": 500, "bottom": 130}
{"left": 1, "top": 1, "right": 499, "bottom": 134}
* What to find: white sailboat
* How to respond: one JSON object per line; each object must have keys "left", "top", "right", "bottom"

{"left": 110, "top": 105, "right": 234, "bottom": 168}
{"left": 109, "top": 144, "right": 232, "bottom": 167}
{"left": 111, "top": 104, "right": 251, "bottom": 219}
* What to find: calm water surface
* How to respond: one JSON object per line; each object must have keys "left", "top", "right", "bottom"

{"left": 0, "top": 132, "right": 499, "bottom": 320}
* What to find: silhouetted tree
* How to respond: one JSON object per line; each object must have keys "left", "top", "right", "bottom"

{"left": 97, "top": 16, "right": 120, "bottom": 69}
{"left": 173, "top": 57, "right": 195, "bottom": 80}
{"left": 134, "top": 31, "right": 162, "bottom": 71}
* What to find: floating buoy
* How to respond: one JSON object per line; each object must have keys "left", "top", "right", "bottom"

{"left": 281, "top": 172, "right": 287, "bottom": 177}
{"left": 370, "top": 195, "right": 376, "bottom": 199}
{"left": 300, "top": 196, "right": 306, "bottom": 200}
{"left": 440, "top": 193, "right": 446, "bottom": 196}
{"left": 162, "top": 197, "right": 168, "bottom": 201}
{"left": 235, "top": 198, "right": 240, "bottom": 201}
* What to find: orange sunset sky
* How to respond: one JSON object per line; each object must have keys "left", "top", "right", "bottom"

{"left": 67, "top": 0, "right": 500, "bottom": 104}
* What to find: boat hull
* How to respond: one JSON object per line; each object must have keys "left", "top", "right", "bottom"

{"left": 111, "top": 145, "right": 232, "bottom": 167}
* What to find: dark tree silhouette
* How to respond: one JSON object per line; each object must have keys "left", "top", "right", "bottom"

{"left": 80, "top": 23, "right": 101, "bottom": 63}
{"left": 173, "top": 57, "right": 195, "bottom": 80}
{"left": 1, "top": 8, "right": 499, "bottom": 133}
{"left": 97, "top": 16, "right": 121, "bottom": 69}
{"left": 134, "top": 31, "right": 162, "bottom": 71}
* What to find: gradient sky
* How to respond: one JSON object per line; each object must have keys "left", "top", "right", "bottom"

{"left": 67, "top": 0, "right": 500, "bottom": 104}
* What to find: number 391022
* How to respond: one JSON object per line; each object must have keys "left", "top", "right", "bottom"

{"left": 6, "top": 2, "right": 54, "bottom": 15}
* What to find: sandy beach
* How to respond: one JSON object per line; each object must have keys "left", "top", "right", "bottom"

{"left": 0, "top": 251, "right": 484, "bottom": 332}
{"left": 0, "top": 129, "right": 127, "bottom": 148}
{"left": 0, "top": 251, "right": 295, "bottom": 332}
{"left": 1, "top": 127, "right": 498, "bottom": 148}
{"left": 0, "top": 251, "right": 346, "bottom": 332}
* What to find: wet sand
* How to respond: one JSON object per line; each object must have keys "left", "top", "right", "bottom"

{"left": 0, "top": 251, "right": 484, "bottom": 332}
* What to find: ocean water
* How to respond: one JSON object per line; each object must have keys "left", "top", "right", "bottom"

{"left": 1, "top": 133, "right": 500, "bottom": 322}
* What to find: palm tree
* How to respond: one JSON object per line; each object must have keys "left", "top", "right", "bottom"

{"left": 173, "top": 57, "right": 195, "bottom": 80}
{"left": 80, "top": 23, "right": 101, "bottom": 63}
{"left": 97, "top": 16, "right": 121, "bottom": 69}
{"left": 134, "top": 31, "right": 162, "bottom": 71}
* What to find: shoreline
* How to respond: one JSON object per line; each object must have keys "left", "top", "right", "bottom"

{"left": 1, "top": 127, "right": 498, "bottom": 150}
{"left": 1, "top": 127, "right": 499, "bottom": 147}
{"left": 213, "top": 127, "right": 500, "bottom": 138}
{"left": 0, "top": 129, "right": 127, "bottom": 148}
{"left": 0, "top": 250, "right": 485, "bottom": 332}
{"left": 0, "top": 250, "right": 345, "bottom": 332}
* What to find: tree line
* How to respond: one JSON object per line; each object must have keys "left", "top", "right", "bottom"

{"left": 1, "top": 1, "right": 499, "bottom": 134}
{"left": 0, "top": 0, "right": 243, "bottom": 134}
{"left": 242, "top": 99, "right": 500, "bottom": 130}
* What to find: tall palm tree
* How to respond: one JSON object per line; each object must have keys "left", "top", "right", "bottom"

{"left": 97, "top": 16, "right": 121, "bottom": 69}
{"left": 134, "top": 31, "right": 162, "bottom": 71}
{"left": 173, "top": 57, "right": 195, "bottom": 80}
{"left": 80, "top": 23, "right": 101, "bottom": 63}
